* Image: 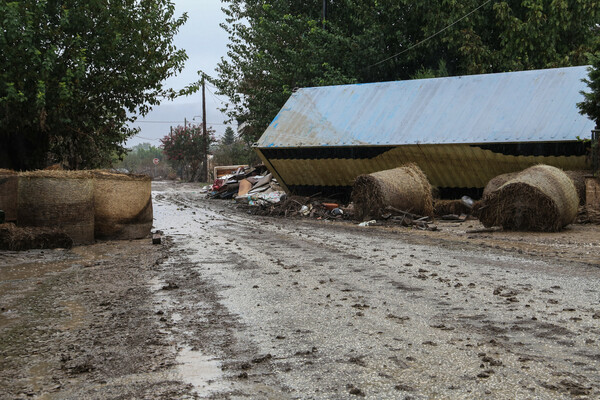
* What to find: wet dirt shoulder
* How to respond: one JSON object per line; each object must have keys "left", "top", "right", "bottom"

{"left": 0, "top": 239, "right": 194, "bottom": 400}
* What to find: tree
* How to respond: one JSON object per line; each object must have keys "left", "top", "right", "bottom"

{"left": 115, "top": 143, "right": 171, "bottom": 177}
{"left": 222, "top": 126, "right": 236, "bottom": 146}
{"left": 0, "top": 0, "right": 188, "bottom": 170}
{"left": 578, "top": 54, "right": 600, "bottom": 130}
{"left": 212, "top": 126, "right": 259, "bottom": 167}
{"left": 215, "top": 0, "right": 600, "bottom": 143}
{"left": 160, "top": 124, "right": 215, "bottom": 181}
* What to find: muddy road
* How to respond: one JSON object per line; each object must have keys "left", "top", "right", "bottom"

{"left": 1, "top": 181, "right": 599, "bottom": 399}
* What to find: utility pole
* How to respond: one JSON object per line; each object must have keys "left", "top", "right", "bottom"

{"left": 322, "top": 0, "right": 327, "bottom": 30}
{"left": 201, "top": 75, "right": 208, "bottom": 182}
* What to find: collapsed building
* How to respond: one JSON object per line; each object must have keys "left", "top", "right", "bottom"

{"left": 254, "top": 66, "right": 594, "bottom": 200}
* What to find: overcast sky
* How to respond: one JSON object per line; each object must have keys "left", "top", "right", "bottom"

{"left": 127, "top": 0, "right": 231, "bottom": 147}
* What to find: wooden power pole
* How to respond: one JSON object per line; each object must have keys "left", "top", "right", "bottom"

{"left": 201, "top": 76, "right": 208, "bottom": 182}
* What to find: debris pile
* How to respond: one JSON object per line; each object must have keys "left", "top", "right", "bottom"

{"left": 351, "top": 164, "right": 433, "bottom": 221}
{"left": 476, "top": 165, "right": 578, "bottom": 231}
{"left": 375, "top": 206, "right": 438, "bottom": 231}
{"left": 433, "top": 198, "right": 473, "bottom": 217}
{"left": 246, "top": 195, "right": 349, "bottom": 220}
{"left": 207, "top": 165, "right": 289, "bottom": 206}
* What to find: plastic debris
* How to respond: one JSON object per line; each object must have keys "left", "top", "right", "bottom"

{"left": 358, "top": 220, "right": 376, "bottom": 226}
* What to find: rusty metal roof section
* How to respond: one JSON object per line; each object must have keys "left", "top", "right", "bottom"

{"left": 256, "top": 66, "right": 594, "bottom": 148}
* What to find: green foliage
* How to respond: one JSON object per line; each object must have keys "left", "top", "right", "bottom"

{"left": 160, "top": 124, "right": 215, "bottom": 181}
{"left": 578, "top": 53, "right": 600, "bottom": 129}
{"left": 115, "top": 143, "right": 169, "bottom": 176}
{"left": 0, "top": 0, "right": 188, "bottom": 170}
{"left": 222, "top": 126, "right": 236, "bottom": 146}
{"left": 214, "top": 0, "right": 600, "bottom": 142}
{"left": 212, "top": 132, "right": 260, "bottom": 167}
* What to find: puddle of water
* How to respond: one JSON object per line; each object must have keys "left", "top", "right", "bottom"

{"left": 176, "top": 346, "right": 223, "bottom": 393}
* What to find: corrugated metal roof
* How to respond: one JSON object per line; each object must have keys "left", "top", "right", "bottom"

{"left": 257, "top": 66, "right": 595, "bottom": 148}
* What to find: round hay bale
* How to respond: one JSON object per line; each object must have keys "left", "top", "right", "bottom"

{"left": 482, "top": 172, "right": 520, "bottom": 199}
{"left": 0, "top": 169, "right": 18, "bottom": 222}
{"left": 563, "top": 170, "right": 589, "bottom": 205}
{"left": 351, "top": 163, "right": 433, "bottom": 221}
{"left": 477, "top": 165, "right": 578, "bottom": 232}
{"left": 92, "top": 171, "right": 152, "bottom": 240}
{"left": 17, "top": 170, "right": 94, "bottom": 244}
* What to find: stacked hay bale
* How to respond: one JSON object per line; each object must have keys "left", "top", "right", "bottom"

{"left": 352, "top": 163, "right": 433, "bottom": 221}
{"left": 477, "top": 165, "right": 578, "bottom": 231}
{"left": 92, "top": 171, "right": 153, "bottom": 240}
{"left": 18, "top": 171, "right": 95, "bottom": 244}
{"left": 0, "top": 169, "right": 18, "bottom": 222}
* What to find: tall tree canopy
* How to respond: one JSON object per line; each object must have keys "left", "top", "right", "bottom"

{"left": 0, "top": 0, "right": 188, "bottom": 170}
{"left": 215, "top": 0, "right": 600, "bottom": 142}
{"left": 160, "top": 124, "right": 215, "bottom": 182}
{"left": 579, "top": 54, "right": 600, "bottom": 130}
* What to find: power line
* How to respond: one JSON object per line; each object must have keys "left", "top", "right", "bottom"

{"left": 366, "top": 0, "right": 494, "bottom": 69}
{"left": 206, "top": 86, "right": 229, "bottom": 104}
{"left": 134, "top": 120, "right": 182, "bottom": 124}
{"left": 134, "top": 120, "right": 229, "bottom": 125}
{"left": 135, "top": 136, "right": 161, "bottom": 141}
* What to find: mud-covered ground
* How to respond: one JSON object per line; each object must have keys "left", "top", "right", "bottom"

{"left": 1, "top": 181, "right": 599, "bottom": 399}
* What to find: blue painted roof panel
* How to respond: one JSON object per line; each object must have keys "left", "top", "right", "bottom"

{"left": 256, "top": 66, "right": 595, "bottom": 148}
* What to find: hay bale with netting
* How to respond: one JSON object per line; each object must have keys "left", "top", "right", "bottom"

{"left": 92, "top": 171, "right": 152, "bottom": 240}
{"left": 564, "top": 170, "right": 588, "bottom": 205}
{"left": 433, "top": 199, "right": 472, "bottom": 217}
{"left": 482, "top": 172, "right": 519, "bottom": 199}
{"left": 0, "top": 223, "right": 73, "bottom": 251}
{"left": 0, "top": 169, "right": 18, "bottom": 222}
{"left": 477, "top": 165, "right": 578, "bottom": 232}
{"left": 18, "top": 170, "right": 94, "bottom": 244}
{"left": 351, "top": 164, "right": 433, "bottom": 221}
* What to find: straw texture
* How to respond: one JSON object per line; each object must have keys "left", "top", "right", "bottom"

{"left": 0, "top": 169, "right": 18, "bottom": 222}
{"left": 482, "top": 172, "right": 519, "bottom": 199}
{"left": 433, "top": 199, "right": 471, "bottom": 217}
{"left": 92, "top": 171, "right": 153, "bottom": 239}
{"left": 564, "top": 170, "right": 588, "bottom": 205}
{"left": 351, "top": 163, "right": 433, "bottom": 221}
{"left": 17, "top": 172, "right": 94, "bottom": 244}
{"left": 477, "top": 165, "right": 578, "bottom": 231}
{"left": 0, "top": 223, "right": 73, "bottom": 251}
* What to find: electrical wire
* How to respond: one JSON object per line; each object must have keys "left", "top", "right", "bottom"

{"left": 366, "top": 0, "right": 494, "bottom": 69}
{"left": 134, "top": 120, "right": 229, "bottom": 125}
{"left": 206, "top": 86, "right": 229, "bottom": 104}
